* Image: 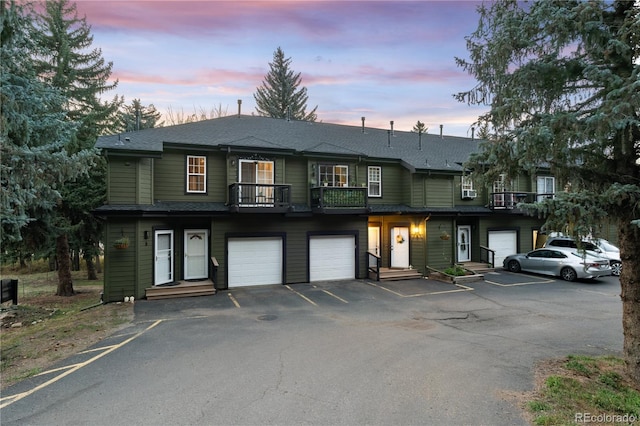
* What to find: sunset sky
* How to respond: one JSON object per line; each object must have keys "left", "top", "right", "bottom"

{"left": 73, "top": 1, "right": 488, "bottom": 137}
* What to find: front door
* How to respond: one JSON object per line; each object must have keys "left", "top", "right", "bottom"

{"left": 391, "top": 227, "right": 410, "bottom": 268}
{"left": 154, "top": 230, "right": 174, "bottom": 285}
{"left": 457, "top": 225, "right": 471, "bottom": 262}
{"left": 184, "top": 230, "right": 208, "bottom": 280}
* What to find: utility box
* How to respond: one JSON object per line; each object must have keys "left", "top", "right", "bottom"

{"left": 1, "top": 279, "right": 18, "bottom": 305}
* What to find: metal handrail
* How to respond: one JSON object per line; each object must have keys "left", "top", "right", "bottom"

{"left": 367, "top": 251, "right": 381, "bottom": 281}
{"left": 479, "top": 245, "right": 495, "bottom": 268}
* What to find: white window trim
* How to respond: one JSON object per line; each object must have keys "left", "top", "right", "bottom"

{"left": 186, "top": 155, "right": 207, "bottom": 193}
{"left": 461, "top": 175, "right": 476, "bottom": 199}
{"left": 368, "top": 166, "right": 382, "bottom": 197}
{"left": 536, "top": 176, "right": 555, "bottom": 201}
{"left": 319, "top": 164, "right": 349, "bottom": 187}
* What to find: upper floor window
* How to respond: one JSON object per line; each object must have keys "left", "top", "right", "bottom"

{"left": 536, "top": 176, "right": 555, "bottom": 201}
{"left": 368, "top": 166, "right": 381, "bottom": 197}
{"left": 461, "top": 175, "right": 477, "bottom": 199}
{"left": 492, "top": 174, "right": 512, "bottom": 207}
{"left": 187, "top": 155, "right": 206, "bottom": 193}
{"left": 319, "top": 164, "right": 348, "bottom": 187}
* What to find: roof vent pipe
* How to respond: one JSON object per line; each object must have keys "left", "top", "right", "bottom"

{"left": 361, "top": 117, "right": 365, "bottom": 133}
{"left": 237, "top": 99, "right": 242, "bottom": 117}
{"left": 471, "top": 126, "right": 475, "bottom": 140}
{"left": 390, "top": 120, "right": 394, "bottom": 136}
{"left": 387, "top": 130, "right": 391, "bottom": 148}
{"left": 440, "top": 124, "right": 443, "bottom": 138}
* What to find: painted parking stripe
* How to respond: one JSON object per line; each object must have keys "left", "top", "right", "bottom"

{"left": 228, "top": 292, "right": 241, "bottom": 308}
{"left": 285, "top": 285, "right": 318, "bottom": 306}
{"left": 0, "top": 319, "right": 163, "bottom": 409}
{"left": 366, "top": 281, "right": 474, "bottom": 297}
{"left": 312, "top": 285, "right": 349, "bottom": 304}
{"left": 484, "top": 276, "right": 555, "bottom": 286}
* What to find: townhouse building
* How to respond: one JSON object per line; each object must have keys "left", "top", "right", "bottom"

{"left": 94, "top": 114, "right": 553, "bottom": 301}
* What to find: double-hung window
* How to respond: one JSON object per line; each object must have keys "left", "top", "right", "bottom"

{"left": 319, "top": 164, "right": 349, "bottom": 187}
{"left": 187, "top": 155, "right": 206, "bottom": 193}
{"left": 461, "top": 175, "right": 476, "bottom": 199}
{"left": 536, "top": 176, "right": 555, "bottom": 201}
{"left": 368, "top": 166, "right": 381, "bottom": 197}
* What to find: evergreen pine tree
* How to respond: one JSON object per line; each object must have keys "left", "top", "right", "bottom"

{"left": 31, "top": 0, "right": 121, "bottom": 293}
{"left": 117, "top": 98, "right": 163, "bottom": 132}
{"left": 254, "top": 47, "right": 318, "bottom": 121}
{"left": 1, "top": 1, "right": 93, "bottom": 262}
{"left": 456, "top": 0, "right": 640, "bottom": 384}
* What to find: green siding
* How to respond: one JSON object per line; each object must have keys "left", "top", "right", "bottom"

{"left": 285, "top": 158, "right": 307, "bottom": 204}
{"left": 425, "top": 176, "right": 454, "bottom": 207}
{"left": 154, "top": 151, "right": 226, "bottom": 202}
{"left": 108, "top": 158, "right": 137, "bottom": 204}
{"left": 104, "top": 220, "right": 137, "bottom": 302}
{"left": 137, "top": 158, "right": 153, "bottom": 204}
{"left": 366, "top": 164, "right": 406, "bottom": 205}
{"left": 426, "top": 218, "right": 455, "bottom": 270}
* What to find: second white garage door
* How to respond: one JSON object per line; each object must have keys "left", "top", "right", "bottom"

{"left": 488, "top": 230, "right": 518, "bottom": 268}
{"left": 228, "top": 237, "right": 283, "bottom": 287}
{"left": 309, "top": 235, "right": 356, "bottom": 281}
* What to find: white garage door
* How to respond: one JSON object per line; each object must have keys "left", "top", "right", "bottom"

{"left": 228, "top": 237, "right": 283, "bottom": 287}
{"left": 489, "top": 230, "right": 518, "bottom": 268}
{"left": 309, "top": 235, "right": 356, "bottom": 281}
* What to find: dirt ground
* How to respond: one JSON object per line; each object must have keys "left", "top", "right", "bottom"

{"left": 1, "top": 286, "right": 133, "bottom": 390}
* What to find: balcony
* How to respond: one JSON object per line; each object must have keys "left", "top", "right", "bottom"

{"left": 228, "top": 183, "right": 292, "bottom": 212}
{"left": 310, "top": 186, "right": 369, "bottom": 214}
{"left": 489, "top": 192, "right": 555, "bottom": 210}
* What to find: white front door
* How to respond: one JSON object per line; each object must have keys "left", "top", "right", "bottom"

{"left": 184, "top": 230, "right": 208, "bottom": 280}
{"left": 391, "top": 227, "right": 410, "bottom": 268}
{"left": 154, "top": 230, "right": 173, "bottom": 285}
{"left": 457, "top": 225, "right": 471, "bottom": 262}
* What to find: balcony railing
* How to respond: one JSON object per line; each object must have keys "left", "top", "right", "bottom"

{"left": 489, "top": 192, "right": 555, "bottom": 209}
{"left": 310, "top": 186, "right": 368, "bottom": 212}
{"left": 228, "top": 183, "right": 291, "bottom": 210}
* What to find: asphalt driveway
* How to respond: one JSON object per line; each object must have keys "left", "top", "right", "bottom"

{"left": 1, "top": 272, "right": 622, "bottom": 425}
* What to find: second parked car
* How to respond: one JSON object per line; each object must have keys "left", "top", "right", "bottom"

{"left": 503, "top": 248, "right": 612, "bottom": 281}
{"left": 543, "top": 236, "right": 622, "bottom": 276}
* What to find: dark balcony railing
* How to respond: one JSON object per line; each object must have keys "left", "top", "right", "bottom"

{"left": 228, "top": 183, "right": 291, "bottom": 208}
{"left": 489, "top": 192, "right": 555, "bottom": 209}
{"left": 310, "top": 186, "right": 368, "bottom": 211}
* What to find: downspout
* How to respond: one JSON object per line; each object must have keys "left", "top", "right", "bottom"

{"left": 424, "top": 215, "right": 431, "bottom": 275}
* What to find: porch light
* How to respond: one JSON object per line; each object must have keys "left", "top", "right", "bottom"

{"left": 411, "top": 225, "right": 423, "bottom": 238}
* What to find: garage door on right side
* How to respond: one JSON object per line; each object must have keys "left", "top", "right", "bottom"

{"left": 488, "top": 230, "right": 518, "bottom": 268}
{"left": 309, "top": 235, "right": 356, "bottom": 282}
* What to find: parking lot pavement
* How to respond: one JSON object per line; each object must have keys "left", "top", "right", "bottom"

{"left": 1, "top": 272, "right": 623, "bottom": 425}
{"left": 132, "top": 277, "right": 475, "bottom": 320}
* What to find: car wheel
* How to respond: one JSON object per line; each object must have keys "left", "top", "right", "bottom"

{"left": 611, "top": 261, "right": 621, "bottom": 277}
{"left": 507, "top": 260, "right": 521, "bottom": 273}
{"left": 561, "top": 267, "right": 577, "bottom": 282}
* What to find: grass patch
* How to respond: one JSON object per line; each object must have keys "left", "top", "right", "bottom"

{"left": 527, "top": 355, "right": 640, "bottom": 425}
{"left": 1, "top": 268, "right": 133, "bottom": 390}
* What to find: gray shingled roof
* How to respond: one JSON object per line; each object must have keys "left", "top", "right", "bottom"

{"left": 96, "top": 115, "right": 483, "bottom": 172}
